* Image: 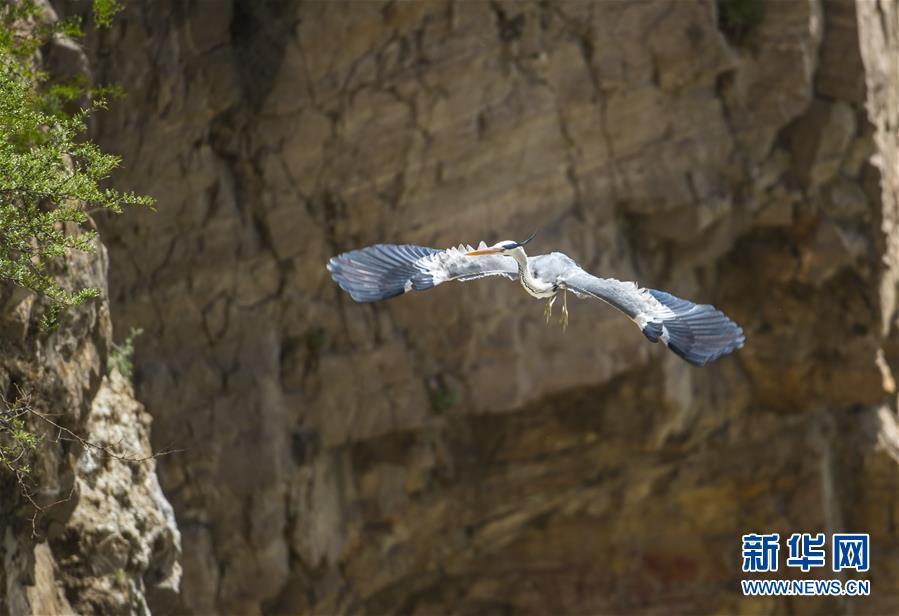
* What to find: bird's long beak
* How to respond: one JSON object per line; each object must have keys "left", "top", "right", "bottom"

{"left": 465, "top": 248, "right": 499, "bottom": 256}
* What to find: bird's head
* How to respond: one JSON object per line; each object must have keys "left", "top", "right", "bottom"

{"left": 465, "top": 230, "right": 536, "bottom": 256}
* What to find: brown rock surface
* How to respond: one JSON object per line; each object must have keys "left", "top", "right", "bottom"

{"left": 0, "top": 14, "right": 180, "bottom": 615}
{"left": 76, "top": 0, "right": 899, "bottom": 612}
{"left": 0, "top": 239, "right": 180, "bottom": 616}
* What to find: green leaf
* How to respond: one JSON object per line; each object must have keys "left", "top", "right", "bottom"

{"left": 0, "top": 1, "right": 152, "bottom": 327}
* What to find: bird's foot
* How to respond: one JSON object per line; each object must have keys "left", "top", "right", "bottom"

{"left": 560, "top": 289, "right": 569, "bottom": 332}
{"left": 544, "top": 296, "right": 556, "bottom": 324}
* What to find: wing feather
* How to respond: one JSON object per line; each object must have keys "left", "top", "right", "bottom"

{"left": 327, "top": 243, "right": 518, "bottom": 302}
{"left": 561, "top": 266, "right": 744, "bottom": 366}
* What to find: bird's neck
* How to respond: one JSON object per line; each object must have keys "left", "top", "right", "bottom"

{"left": 510, "top": 247, "right": 550, "bottom": 297}
{"left": 509, "top": 247, "right": 529, "bottom": 274}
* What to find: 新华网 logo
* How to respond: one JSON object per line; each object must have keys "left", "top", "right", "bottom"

{"left": 740, "top": 532, "right": 870, "bottom": 597}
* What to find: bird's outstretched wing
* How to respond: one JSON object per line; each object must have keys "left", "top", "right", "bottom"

{"left": 327, "top": 242, "right": 518, "bottom": 303}
{"left": 560, "top": 266, "right": 744, "bottom": 366}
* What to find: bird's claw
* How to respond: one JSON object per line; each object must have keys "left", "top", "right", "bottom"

{"left": 560, "top": 289, "right": 569, "bottom": 332}
{"left": 544, "top": 296, "right": 555, "bottom": 324}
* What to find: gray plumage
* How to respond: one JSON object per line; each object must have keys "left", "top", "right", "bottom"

{"left": 327, "top": 239, "right": 744, "bottom": 366}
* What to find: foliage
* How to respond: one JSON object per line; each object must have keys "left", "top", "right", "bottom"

{"left": 0, "top": 398, "right": 38, "bottom": 479}
{"left": 91, "top": 0, "right": 125, "bottom": 28}
{"left": 428, "top": 377, "right": 459, "bottom": 412}
{"left": 717, "top": 0, "right": 765, "bottom": 44}
{"left": 305, "top": 325, "right": 330, "bottom": 355}
{"left": 0, "top": 0, "right": 146, "bottom": 508}
{"left": 0, "top": 0, "right": 151, "bottom": 327}
{"left": 109, "top": 326, "right": 143, "bottom": 379}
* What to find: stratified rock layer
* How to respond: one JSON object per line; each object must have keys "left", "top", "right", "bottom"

{"left": 86, "top": 0, "right": 899, "bottom": 613}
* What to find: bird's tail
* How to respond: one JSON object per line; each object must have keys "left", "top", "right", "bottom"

{"left": 640, "top": 289, "right": 744, "bottom": 366}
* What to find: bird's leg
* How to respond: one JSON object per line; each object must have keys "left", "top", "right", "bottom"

{"left": 544, "top": 295, "right": 556, "bottom": 324}
{"left": 560, "top": 288, "right": 569, "bottom": 332}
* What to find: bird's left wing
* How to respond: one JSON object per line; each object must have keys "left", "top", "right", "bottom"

{"left": 327, "top": 242, "right": 518, "bottom": 303}
{"left": 560, "top": 265, "right": 744, "bottom": 366}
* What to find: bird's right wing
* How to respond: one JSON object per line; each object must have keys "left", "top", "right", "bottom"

{"left": 327, "top": 242, "right": 518, "bottom": 303}
{"left": 561, "top": 266, "right": 744, "bottom": 366}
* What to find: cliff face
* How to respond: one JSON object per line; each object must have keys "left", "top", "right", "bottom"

{"left": 0, "top": 19, "right": 180, "bottom": 616}
{"left": 0, "top": 237, "right": 180, "bottom": 615}
{"left": 84, "top": 0, "right": 899, "bottom": 613}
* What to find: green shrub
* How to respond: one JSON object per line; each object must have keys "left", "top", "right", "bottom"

{"left": 0, "top": 0, "right": 150, "bottom": 327}
{"left": 428, "top": 378, "right": 459, "bottom": 412}
{"left": 109, "top": 326, "right": 142, "bottom": 379}
{"left": 1, "top": 0, "right": 142, "bottom": 496}
{"left": 718, "top": 0, "right": 765, "bottom": 44}
{"left": 305, "top": 326, "right": 329, "bottom": 355}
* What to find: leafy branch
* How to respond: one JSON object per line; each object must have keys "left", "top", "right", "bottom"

{"left": 0, "top": 0, "right": 151, "bottom": 327}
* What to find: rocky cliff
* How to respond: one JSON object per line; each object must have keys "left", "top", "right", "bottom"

{"left": 0, "top": 14, "right": 180, "bottom": 615}
{"left": 0, "top": 228, "right": 180, "bottom": 615}
{"left": 74, "top": 0, "right": 899, "bottom": 613}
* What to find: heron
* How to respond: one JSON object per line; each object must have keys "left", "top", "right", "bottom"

{"left": 326, "top": 232, "right": 744, "bottom": 366}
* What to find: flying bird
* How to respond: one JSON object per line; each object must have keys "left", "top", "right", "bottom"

{"left": 326, "top": 232, "right": 744, "bottom": 366}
